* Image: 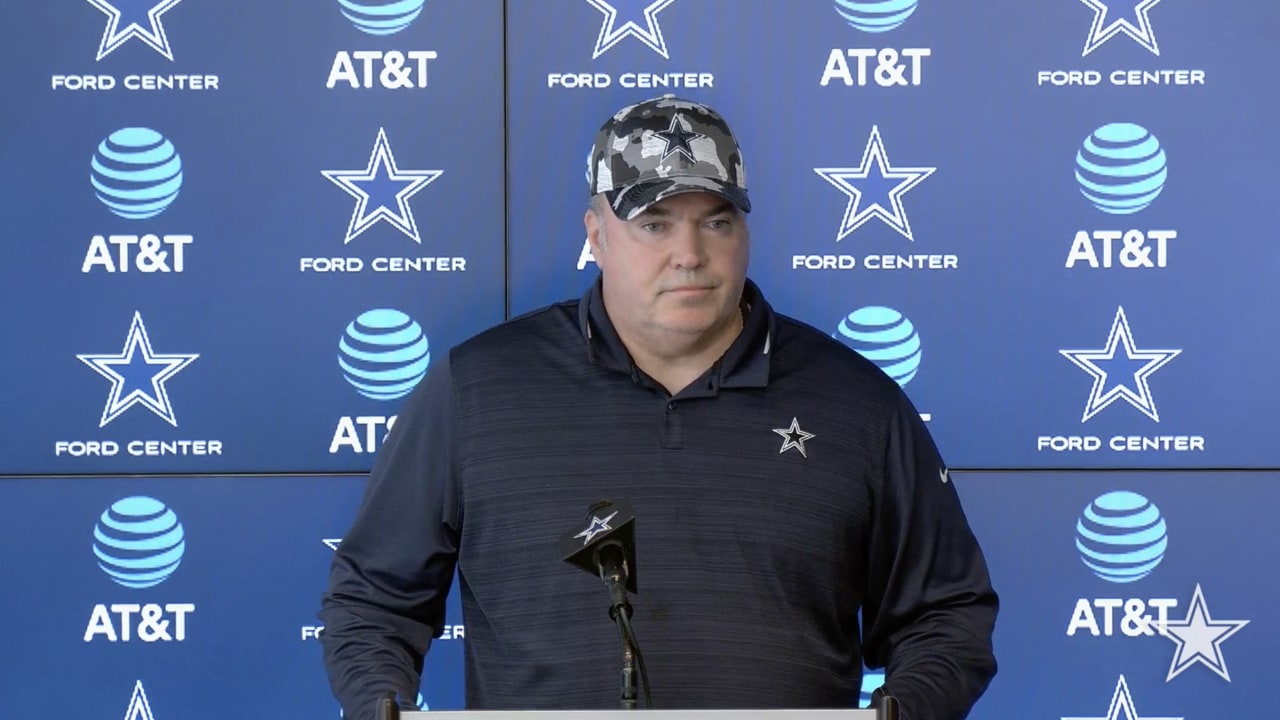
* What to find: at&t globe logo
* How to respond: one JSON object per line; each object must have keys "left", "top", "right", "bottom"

{"left": 331, "top": 309, "right": 431, "bottom": 455}
{"left": 85, "top": 496, "right": 196, "bottom": 644}
{"left": 94, "top": 496, "right": 186, "bottom": 588}
{"left": 821, "top": 0, "right": 929, "bottom": 88}
{"left": 1075, "top": 490, "right": 1167, "bottom": 583}
{"left": 84, "top": 128, "right": 193, "bottom": 275}
{"left": 833, "top": 306, "right": 922, "bottom": 387}
{"left": 833, "top": 0, "right": 919, "bottom": 33}
{"left": 338, "top": 0, "right": 425, "bottom": 35}
{"left": 338, "top": 309, "right": 431, "bottom": 401}
{"left": 1075, "top": 123, "right": 1167, "bottom": 215}
{"left": 1066, "top": 122, "right": 1175, "bottom": 271}
{"left": 327, "top": 0, "right": 437, "bottom": 90}
{"left": 91, "top": 128, "right": 183, "bottom": 220}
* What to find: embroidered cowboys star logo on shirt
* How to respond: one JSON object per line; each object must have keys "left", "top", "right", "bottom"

{"left": 574, "top": 511, "right": 618, "bottom": 545}
{"left": 773, "top": 417, "right": 814, "bottom": 458}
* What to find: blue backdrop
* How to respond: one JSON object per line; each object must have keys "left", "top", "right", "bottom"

{"left": 1, "top": 1, "right": 1276, "bottom": 719}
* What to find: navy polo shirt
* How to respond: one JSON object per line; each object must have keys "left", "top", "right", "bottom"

{"left": 319, "top": 276, "right": 999, "bottom": 720}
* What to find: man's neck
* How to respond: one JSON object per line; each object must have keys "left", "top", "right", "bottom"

{"left": 623, "top": 308, "right": 744, "bottom": 396}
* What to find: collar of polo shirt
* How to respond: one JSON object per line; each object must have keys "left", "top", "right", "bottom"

{"left": 577, "top": 274, "right": 774, "bottom": 391}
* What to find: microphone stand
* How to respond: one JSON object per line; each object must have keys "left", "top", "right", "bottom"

{"left": 597, "top": 542, "right": 643, "bottom": 709}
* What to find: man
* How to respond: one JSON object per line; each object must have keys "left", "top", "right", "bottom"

{"left": 319, "top": 94, "right": 998, "bottom": 720}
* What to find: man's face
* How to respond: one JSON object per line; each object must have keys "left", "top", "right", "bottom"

{"left": 586, "top": 191, "right": 750, "bottom": 343}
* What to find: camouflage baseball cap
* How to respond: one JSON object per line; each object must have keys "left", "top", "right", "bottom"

{"left": 588, "top": 94, "right": 750, "bottom": 221}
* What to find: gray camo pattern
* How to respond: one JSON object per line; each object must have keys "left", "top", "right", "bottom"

{"left": 588, "top": 95, "right": 751, "bottom": 220}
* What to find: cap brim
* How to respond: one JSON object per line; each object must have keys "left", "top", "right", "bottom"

{"left": 607, "top": 176, "right": 751, "bottom": 221}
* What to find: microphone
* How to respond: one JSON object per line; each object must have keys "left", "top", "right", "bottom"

{"left": 561, "top": 498, "right": 638, "bottom": 595}
{"left": 560, "top": 498, "right": 651, "bottom": 709}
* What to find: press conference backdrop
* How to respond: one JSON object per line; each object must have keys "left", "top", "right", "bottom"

{"left": 0, "top": 0, "right": 1275, "bottom": 719}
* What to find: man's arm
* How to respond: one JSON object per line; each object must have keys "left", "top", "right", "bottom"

{"left": 318, "top": 352, "right": 462, "bottom": 720}
{"left": 861, "top": 389, "right": 999, "bottom": 720}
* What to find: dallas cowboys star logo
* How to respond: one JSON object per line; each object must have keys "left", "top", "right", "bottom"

{"left": 586, "top": 0, "right": 678, "bottom": 60}
{"left": 77, "top": 311, "right": 198, "bottom": 428}
{"left": 1160, "top": 584, "right": 1250, "bottom": 683}
{"left": 322, "top": 538, "right": 342, "bottom": 551}
{"left": 654, "top": 114, "right": 706, "bottom": 162}
{"left": 814, "top": 125, "right": 936, "bottom": 243}
{"left": 1079, "top": 0, "right": 1165, "bottom": 57}
{"left": 86, "top": 0, "right": 184, "bottom": 61}
{"left": 772, "top": 417, "right": 815, "bottom": 458}
{"left": 322, "top": 127, "right": 444, "bottom": 245}
{"left": 122, "top": 681, "right": 160, "bottom": 720}
{"left": 1060, "top": 306, "right": 1180, "bottom": 423}
{"left": 574, "top": 511, "right": 618, "bottom": 545}
{"left": 1060, "top": 674, "right": 1182, "bottom": 720}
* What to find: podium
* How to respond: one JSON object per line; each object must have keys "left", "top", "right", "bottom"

{"left": 376, "top": 696, "right": 901, "bottom": 720}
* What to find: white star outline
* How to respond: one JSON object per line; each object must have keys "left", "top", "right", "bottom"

{"left": 574, "top": 511, "right": 618, "bottom": 545}
{"left": 77, "top": 311, "right": 198, "bottom": 428}
{"left": 323, "top": 538, "right": 342, "bottom": 551}
{"left": 1060, "top": 674, "right": 1182, "bottom": 720}
{"left": 1079, "top": 0, "right": 1164, "bottom": 57}
{"left": 1160, "top": 583, "right": 1250, "bottom": 683}
{"left": 322, "top": 127, "right": 444, "bottom": 245}
{"left": 814, "top": 125, "right": 937, "bottom": 243}
{"left": 86, "top": 0, "right": 184, "bottom": 62}
{"left": 123, "top": 680, "right": 159, "bottom": 720}
{"left": 773, "top": 417, "right": 815, "bottom": 458}
{"left": 585, "top": 0, "right": 678, "bottom": 60}
{"left": 1059, "top": 306, "right": 1181, "bottom": 423}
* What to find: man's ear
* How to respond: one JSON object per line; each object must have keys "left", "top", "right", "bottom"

{"left": 585, "top": 204, "right": 606, "bottom": 256}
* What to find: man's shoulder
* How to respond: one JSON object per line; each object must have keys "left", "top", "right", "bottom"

{"left": 770, "top": 310, "right": 906, "bottom": 402}
{"left": 448, "top": 297, "right": 584, "bottom": 370}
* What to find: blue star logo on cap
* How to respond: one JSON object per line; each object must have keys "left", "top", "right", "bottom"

{"left": 77, "top": 312, "right": 198, "bottom": 428}
{"left": 586, "top": 0, "right": 678, "bottom": 60}
{"left": 322, "top": 127, "right": 444, "bottom": 245}
{"left": 814, "top": 125, "right": 936, "bottom": 242}
{"left": 86, "top": 0, "right": 184, "bottom": 61}
{"left": 654, "top": 114, "right": 706, "bottom": 162}
{"left": 1079, "top": 0, "right": 1164, "bottom": 57}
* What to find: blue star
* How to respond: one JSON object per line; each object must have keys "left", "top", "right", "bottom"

{"left": 322, "top": 128, "right": 444, "bottom": 245}
{"left": 77, "top": 311, "right": 198, "bottom": 428}
{"left": 655, "top": 114, "right": 706, "bottom": 162}
{"left": 573, "top": 511, "right": 618, "bottom": 545}
{"left": 1060, "top": 674, "right": 1182, "bottom": 720}
{"left": 586, "top": 0, "right": 678, "bottom": 60}
{"left": 814, "top": 125, "right": 936, "bottom": 242}
{"left": 1060, "top": 306, "right": 1180, "bottom": 423}
{"left": 1079, "top": 0, "right": 1164, "bottom": 57}
{"left": 86, "top": 0, "right": 184, "bottom": 62}
{"left": 1162, "top": 584, "right": 1250, "bottom": 683}
{"left": 123, "top": 681, "right": 159, "bottom": 720}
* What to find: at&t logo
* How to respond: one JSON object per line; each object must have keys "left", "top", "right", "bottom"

{"left": 820, "top": 0, "right": 930, "bottom": 88}
{"left": 1064, "top": 491, "right": 1251, "bottom": 683}
{"left": 327, "top": 0, "right": 439, "bottom": 90}
{"left": 831, "top": 306, "right": 931, "bottom": 422}
{"left": 546, "top": 1, "right": 715, "bottom": 91}
{"left": 83, "top": 128, "right": 194, "bottom": 274}
{"left": 1065, "top": 122, "right": 1176, "bottom": 271}
{"left": 330, "top": 309, "right": 431, "bottom": 454}
{"left": 84, "top": 496, "right": 196, "bottom": 643}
